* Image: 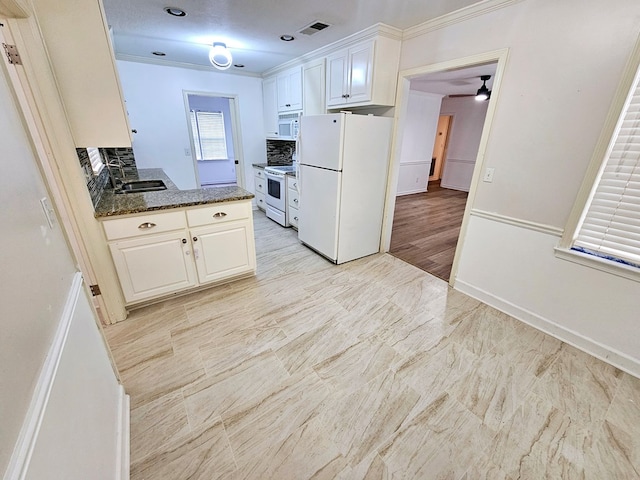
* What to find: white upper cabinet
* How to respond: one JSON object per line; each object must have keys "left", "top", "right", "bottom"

{"left": 31, "top": 0, "right": 132, "bottom": 147}
{"left": 326, "top": 36, "right": 401, "bottom": 109}
{"left": 277, "top": 66, "right": 303, "bottom": 112}
{"left": 303, "top": 59, "right": 326, "bottom": 116}
{"left": 263, "top": 76, "right": 279, "bottom": 139}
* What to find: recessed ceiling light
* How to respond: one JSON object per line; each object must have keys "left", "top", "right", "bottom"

{"left": 164, "top": 7, "right": 186, "bottom": 17}
{"left": 234, "top": 64, "right": 245, "bottom": 68}
{"left": 280, "top": 35, "right": 295, "bottom": 42}
{"left": 152, "top": 51, "right": 166, "bottom": 56}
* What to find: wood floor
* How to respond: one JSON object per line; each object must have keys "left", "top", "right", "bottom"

{"left": 390, "top": 181, "right": 468, "bottom": 281}
{"left": 103, "top": 211, "right": 640, "bottom": 479}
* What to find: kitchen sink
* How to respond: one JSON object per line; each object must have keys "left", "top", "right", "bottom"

{"left": 115, "top": 179, "right": 167, "bottom": 194}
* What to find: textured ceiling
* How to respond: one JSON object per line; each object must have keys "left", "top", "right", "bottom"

{"left": 102, "top": 0, "right": 484, "bottom": 74}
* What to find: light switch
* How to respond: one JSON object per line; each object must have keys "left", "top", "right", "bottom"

{"left": 483, "top": 167, "right": 495, "bottom": 183}
{"left": 40, "top": 197, "right": 56, "bottom": 229}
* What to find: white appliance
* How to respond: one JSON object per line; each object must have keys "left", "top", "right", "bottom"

{"left": 265, "top": 165, "right": 296, "bottom": 226}
{"left": 298, "top": 113, "right": 393, "bottom": 264}
{"left": 277, "top": 112, "right": 301, "bottom": 140}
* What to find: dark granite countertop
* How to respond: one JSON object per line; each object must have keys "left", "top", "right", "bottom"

{"left": 95, "top": 168, "right": 254, "bottom": 218}
{"left": 252, "top": 163, "right": 267, "bottom": 168}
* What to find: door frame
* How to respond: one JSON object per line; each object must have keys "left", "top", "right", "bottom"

{"left": 182, "top": 90, "right": 245, "bottom": 189}
{"left": 381, "top": 48, "right": 509, "bottom": 286}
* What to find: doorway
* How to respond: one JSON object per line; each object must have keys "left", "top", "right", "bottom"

{"left": 184, "top": 92, "right": 242, "bottom": 187}
{"left": 388, "top": 60, "right": 499, "bottom": 282}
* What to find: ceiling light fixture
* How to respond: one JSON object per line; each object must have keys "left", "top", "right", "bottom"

{"left": 164, "top": 7, "right": 186, "bottom": 17}
{"left": 475, "top": 75, "right": 491, "bottom": 102}
{"left": 209, "top": 42, "right": 232, "bottom": 70}
{"left": 280, "top": 35, "right": 295, "bottom": 42}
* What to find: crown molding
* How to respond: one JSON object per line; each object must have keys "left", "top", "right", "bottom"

{"left": 114, "top": 53, "right": 262, "bottom": 77}
{"left": 262, "top": 23, "right": 403, "bottom": 78}
{"left": 403, "top": 0, "right": 524, "bottom": 40}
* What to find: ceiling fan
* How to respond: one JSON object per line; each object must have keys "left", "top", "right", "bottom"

{"left": 448, "top": 75, "right": 491, "bottom": 101}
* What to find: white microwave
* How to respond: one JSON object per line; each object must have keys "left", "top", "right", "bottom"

{"left": 278, "top": 112, "right": 301, "bottom": 140}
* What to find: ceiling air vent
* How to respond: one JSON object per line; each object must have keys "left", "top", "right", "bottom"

{"left": 299, "top": 21, "right": 331, "bottom": 36}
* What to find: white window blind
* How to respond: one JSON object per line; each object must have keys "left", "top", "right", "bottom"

{"left": 573, "top": 66, "right": 640, "bottom": 268}
{"left": 189, "top": 111, "right": 228, "bottom": 161}
{"left": 86, "top": 147, "right": 104, "bottom": 175}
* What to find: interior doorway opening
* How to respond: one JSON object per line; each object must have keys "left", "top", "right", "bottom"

{"left": 184, "top": 91, "right": 242, "bottom": 188}
{"left": 389, "top": 61, "right": 497, "bottom": 281}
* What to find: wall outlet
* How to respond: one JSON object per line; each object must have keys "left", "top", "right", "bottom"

{"left": 483, "top": 167, "right": 495, "bottom": 183}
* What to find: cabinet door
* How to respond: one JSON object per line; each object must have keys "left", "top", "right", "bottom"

{"left": 263, "top": 77, "right": 279, "bottom": 138}
{"left": 109, "top": 230, "right": 196, "bottom": 303}
{"left": 326, "top": 51, "right": 348, "bottom": 107}
{"left": 346, "top": 42, "right": 374, "bottom": 104}
{"left": 277, "top": 67, "right": 303, "bottom": 112}
{"left": 303, "top": 60, "right": 325, "bottom": 116}
{"left": 191, "top": 220, "right": 256, "bottom": 284}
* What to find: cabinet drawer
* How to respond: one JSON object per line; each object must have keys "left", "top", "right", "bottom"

{"left": 289, "top": 206, "right": 299, "bottom": 228}
{"left": 288, "top": 189, "right": 300, "bottom": 209}
{"left": 102, "top": 210, "right": 186, "bottom": 241}
{"left": 287, "top": 176, "right": 298, "bottom": 191}
{"left": 187, "top": 201, "right": 250, "bottom": 227}
{"left": 254, "top": 168, "right": 265, "bottom": 179}
{"left": 255, "top": 192, "right": 266, "bottom": 210}
{"left": 255, "top": 176, "right": 265, "bottom": 194}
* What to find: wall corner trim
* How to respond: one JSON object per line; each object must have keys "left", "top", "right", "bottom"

{"left": 3, "top": 272, "right": 83, "bottom": 480}
{"left": 454, "top": 279, "right": 640, "bottom": 379}
{"left": 403, "top": 0, "right": 524, "bottom": 40}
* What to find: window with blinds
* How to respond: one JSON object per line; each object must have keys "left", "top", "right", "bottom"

{"left": 86, "top": 147, "right": 104, "bottom": 175}
{"left": 190, "top": 110, "right": 228, "bottom": 161}
{"left": 572, "top": 63, "right": 640, "bottom": 269}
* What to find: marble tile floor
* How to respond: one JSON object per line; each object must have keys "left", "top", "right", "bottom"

{"left": 105, "top": 210, "right": 640, "bottom": 480}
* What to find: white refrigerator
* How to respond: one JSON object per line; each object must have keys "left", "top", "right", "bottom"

{"left": 298, "top": 113, "right": 393, "bottom": 264}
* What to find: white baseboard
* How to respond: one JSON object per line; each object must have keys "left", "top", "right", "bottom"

{"left": 116, "top": 387, "right": 130, "bottom": 480}
{"left": 396, "top": 187, "right": 428, "bottom": 196}
{"left": 3, "top": 273, "right": 82, "bottom": 480}
{"left": 439, "top": 182, "right": 470, "bottom": 192}
{"left": 455, "top": 279, "right": 640, "bottom": 378}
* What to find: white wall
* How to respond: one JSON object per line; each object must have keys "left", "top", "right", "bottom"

{"left": 1, "top": 62, "right": 125, "bottom": 477}
{"left": 117, "top": 60, "right": 266, "bottom": 191}
{"left": 396, "top": 91, "right": 442, "bottom": 195}
{"left": 439, "top": 96, "right": 489, "bottom": 191}
{"left": 400, "top": 0, "right": 640, "bottom": 374}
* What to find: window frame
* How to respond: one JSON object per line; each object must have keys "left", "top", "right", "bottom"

{"left": 557, "top": 33, "right": 640, "bottom": 282}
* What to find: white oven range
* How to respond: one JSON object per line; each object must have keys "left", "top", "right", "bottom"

{"left": 264, "top": 165, "right": 296, "bottom": 227}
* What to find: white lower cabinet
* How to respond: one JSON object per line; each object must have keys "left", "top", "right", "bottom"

{"left": 287, "top": 175, "right": 300, "bottom": 229}
{"left": 103, "top": 200, "right": 256, "bottom": 304}
{"left": 191, "top": 221, "right": 254, "bottom": 284}
{"left": 108, "top": 230, "right": 197, "bottom": 304}
{"left": 254, "top": 166, "right": 266, "bottom": 211}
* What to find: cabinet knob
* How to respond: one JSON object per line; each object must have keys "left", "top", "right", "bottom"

{"left": 181, "top": 238, "right": 187, "bottom": 244}
{"left": 294, "top": 217, "right": 298, "bottom": 221}
{"left": 213, "top": 212, "right": 227, "bottom": 218}
{"left": 258, "top": 183, "right": 262, "bottom": 188}
{"left": 193, "top": 236, "right": 198, "bottom": 242}
{"left": 138, "top": 222, "right": 156, "bottom": 229}
{"left": 286, "top": 104, "right": 291, "bottom": 107}
{"left": 294, "top": 198, "right": 299, "bottom": 203}
{"left": 345, "top": 94, "right": 350, "bottom": 98}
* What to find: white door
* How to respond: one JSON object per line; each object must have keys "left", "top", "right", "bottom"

{"left": 299, "top": 114, "right": 344, "bottom": 170}
{"left": 298, "top": 165, "right": 342, "bottom": 261}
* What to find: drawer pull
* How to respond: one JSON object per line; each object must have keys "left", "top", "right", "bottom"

{"left": 213, "top": 212, "right": 227, "bottom": 218}
{"left": 182, "top": 238, "right": 187, "bottom": 244}
{"left": 294, "top": 216, "right": 298, "bottom": 221}
{"left": 138, "top": 222, "right": 157, "bottom": 229}
{"left": 193, "top": 236, "right": 198, "bottom": 242}
{"left": 293, "top": 198, "right": 299, "bottom": 203}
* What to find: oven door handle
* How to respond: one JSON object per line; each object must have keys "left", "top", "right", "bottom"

{"left": 265, "top": 171, "right": 283, "bottom": 181}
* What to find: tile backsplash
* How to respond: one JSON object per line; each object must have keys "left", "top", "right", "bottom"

{"left": 266, "top": 140, "right": 296, "bottom": 165}
{"left": 76, "top": 147, "right": 137, "bottom": 207}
